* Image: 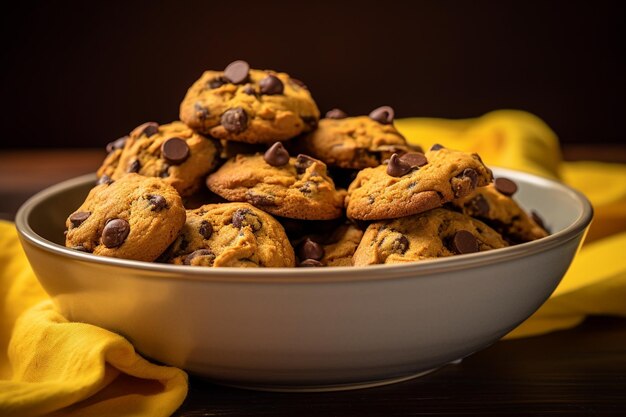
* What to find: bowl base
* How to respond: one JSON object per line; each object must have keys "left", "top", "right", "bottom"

{"left": 216, "top": 361, "right": 462, "bottom": 392}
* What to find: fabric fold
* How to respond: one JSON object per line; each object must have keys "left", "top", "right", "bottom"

{"left": 0, "top": 221, "right": 187, "bottom": 417}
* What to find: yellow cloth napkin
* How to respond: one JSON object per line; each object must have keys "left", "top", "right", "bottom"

{"left": 0, "top": 221, "right": 188, "bottom": 417}
{"left": 396, "top": 109, "right": 626, "bottom": 338}
{"left": 1, "top": 109, "right": 625, "bottom": 416}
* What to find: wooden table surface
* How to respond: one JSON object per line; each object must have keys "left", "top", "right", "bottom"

{"left": 1, "top": 147, "right": 626, "bottom": 416}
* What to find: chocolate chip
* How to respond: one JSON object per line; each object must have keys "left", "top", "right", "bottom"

{"left": 105, "top": 136, "right": 128, "bottom": 153}
{"left": 298, "top": 181, "right": 314, "bottom": 195}
{"left": 392, "top": 235, "right": 410, "bottom": 254}
{"left": 451, "top": 168, "right": 479, "bottom": 198}
{"left": 132, "top": 122, "right": 159, "bottom": 138}
{"left": 466, "top": 169, "right": 479, "bottom": 187}
{"left": 184, "top": 249, "right": 215, "bottom": 265}
{"left": 325, "top": 108, "right": 348, "bottom": 119}
{"left": 128, "top": 159, "right": 141, "bottom": 173}
{"left": 147, "top": 194, "right": 167, "bottom": 211}
{"left": 369, "top": 106, "right": 394, "bottom": 124}
{"left": 295, "top": 154, "right": 318, "bottom": 174}
{"left": 101, "top": 218, "right": 130, "bottom": 248}
{"left": 224, "top": 60, "right": 250, "bottom": 84}
{"left": 69, "top": 211, "right": 90, "bottom": 227}
{"left": 386, "top": 153, "right": 412, "bottom": 177}
{"left": 264, "top": 142, "right": 290, "bottom": 166}
{"left": 494, "top": 177, "right": 518, "bottom": 196}
{"left": 298, "top": 238, "right": 325, "bottom": 261}
{"left": 430, "top": 143, "right": 444, "bottom": 151}
{"left": 221, "top": 108, "right": 248, "bottom": 133}
{"left": 199, "top": 220, "right": 213, "bottom": 239}
{"left": 399, "top": 152, "right": 427, "bottom": 168}
{"left": 232, "top": 208, "right": 262, "bottom": 231}
{"left": 161, "top": 137, "right": 190, "bottom": 165}
{"left": 259, "top": 74, "right": 284, "bottom": 95}
{"left": 194, "top": 102, "right": 209, "bottom": 120}
{"left": 470, "top": 194, "right": 490, "bottom": 217}
{"left": 246, "top": 191, "right": 278, "bottom": 206}
{"left": 450, "top": 230, "right": 478, "bottom": 254}
{"left": 97, "top": 175, "right": 113, "bottom": 185}
{"left": 242, "top": 85, "right": 256, "bottom": 95}
{"left": 72, "top": 245, "right": 90, "bottom": 252}
{"left": 208, "top": 76, "right": 228, "bottom": 89}
{"left": 299, "top": 259, "right": 323, "bottom": 267}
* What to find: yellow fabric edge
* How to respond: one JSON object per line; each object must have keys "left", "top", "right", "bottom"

{"left": 0, "top": 221, "right": 188, "bottom": 417}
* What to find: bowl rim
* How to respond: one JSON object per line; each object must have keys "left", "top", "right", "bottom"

{"left": 15, "top": 167, "right": 593, "bottom": 283}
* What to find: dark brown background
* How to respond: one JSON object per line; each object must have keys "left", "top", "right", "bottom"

{"left": 1, "top": 0, "right": 624, "bottom": 149}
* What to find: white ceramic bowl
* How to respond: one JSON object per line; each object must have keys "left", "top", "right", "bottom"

{"left": 16, "top": 167, "right": 592, "bottom": 391}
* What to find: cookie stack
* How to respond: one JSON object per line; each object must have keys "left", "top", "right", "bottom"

{"left": 64, "top": 60, "right": 548, "bottom": 267}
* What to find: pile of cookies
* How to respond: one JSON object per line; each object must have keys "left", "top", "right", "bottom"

{"left": 64, "top": 60, "right": 548, "bottom": 267}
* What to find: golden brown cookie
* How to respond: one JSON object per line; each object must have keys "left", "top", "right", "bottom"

{"left": 293, "top": 223, "right": 364, "bottom": 267}
{"left": 206, "top": 145, "right": 345, "bottom": 220}
{"left": 97, "top": 121, "right": 219, "bottom": 197}
{"left": 300, "top": 107, "right": 413, "bottom": 169}
{"left": 321, "top": 224, "right": 363, "bottom": 266}
{"left": 345, "top": 145, "right": 493, "bottom": 220}
{"left": 451, "top": 180, "right": 548, "bottom": 243}
{"left": 180, "top": 60, "right": 320, "bottom": 144}
{"left": 164, "top": 203, "right": 295, "bottom": 267}
{"left": 65, "top": 173, "right": 186, "bottom": 262}
{"left": 353, "top": 208, "right": 508, "bottom": 265}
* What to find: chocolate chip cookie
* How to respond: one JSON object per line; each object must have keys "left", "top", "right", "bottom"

{"left": 451, "top": 180, "right": 548, "bottom": 243}
{"left": 294, "top": 222, "right": 364, "bottom": 267}
{"left": 96, "top": 121, "right": 219, "bottom": 197}
{"left": 180, "top": 60, "right": 320, "bottom": 144}
{"left": 65, "top": 173, "right": 186, "bottom": 261}
{"left": 353, "top": 208, "right": 508, "bottom": 265}
{"left": 206, "top": 144, "right": 345, "bottom": 220}
{"left": 164, "top": 203, "right": 295, "bottom": 267}
{"left": 346, "top": 145, "right": 493, "bottom": 220}
{"left": 300, "top": 107, "right": 414, "bottom": 169}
